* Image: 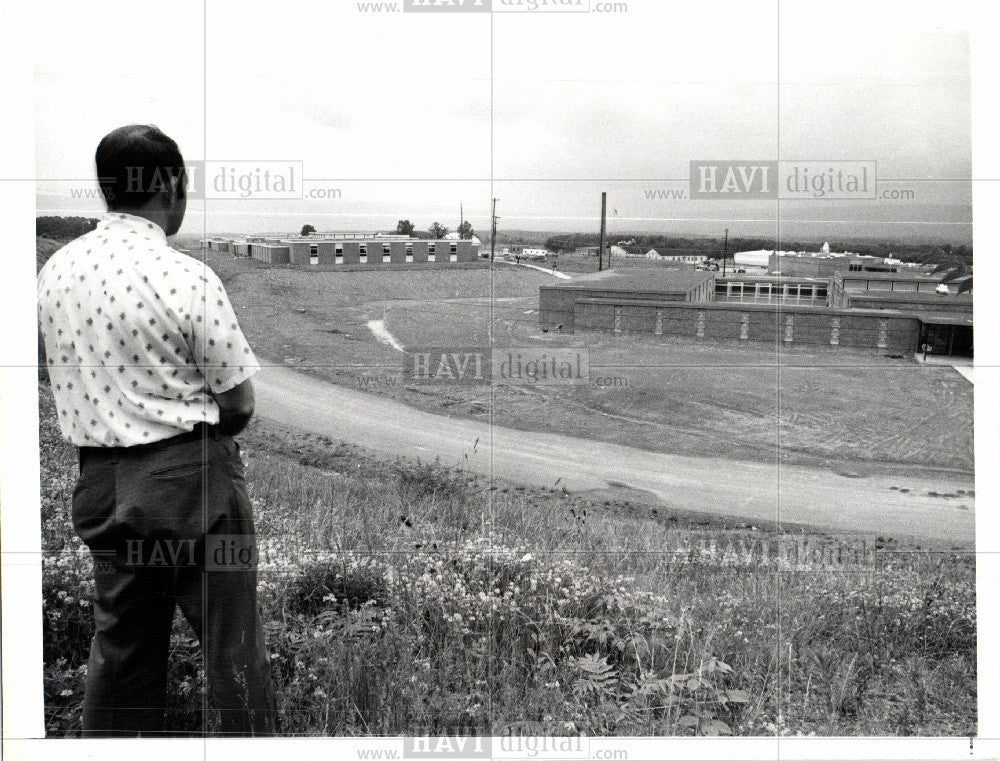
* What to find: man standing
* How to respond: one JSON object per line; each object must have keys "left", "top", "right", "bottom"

{"left": 37, "top": 125, "right": 276, "bottom": 736}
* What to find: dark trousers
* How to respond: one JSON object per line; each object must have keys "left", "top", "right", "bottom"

{"left": 71, "top": 429, "right": 277, "bottom": 736}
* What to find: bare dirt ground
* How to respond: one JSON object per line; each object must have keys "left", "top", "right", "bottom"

{"left": 202, "top": 251, "right": 973, "bottom": 478}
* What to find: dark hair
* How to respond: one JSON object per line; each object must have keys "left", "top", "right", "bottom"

{"left": 95, "top": 125, "right": 186, "bottom": 210}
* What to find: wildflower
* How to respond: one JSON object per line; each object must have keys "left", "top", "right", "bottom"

{"left": 60, "top": 689, "right": 73, "bottom": 697}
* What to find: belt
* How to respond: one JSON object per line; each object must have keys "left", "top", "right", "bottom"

{"left": 78, "top": 422, "right": 223, "bottom": 464}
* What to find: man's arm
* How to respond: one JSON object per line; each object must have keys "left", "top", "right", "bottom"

{"left": 211, "top": 378, "right": 255, "bottom": 436}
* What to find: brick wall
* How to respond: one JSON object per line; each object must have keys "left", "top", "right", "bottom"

{"left": 540, "top": 285, "right": 691, "bottom": 331}
{"left": 563, "top": 297, "right": 920, "bottom": 352}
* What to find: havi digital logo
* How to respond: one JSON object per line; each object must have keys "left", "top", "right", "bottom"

{"left": 403, "top": 735, "right": 491, "bottom": 758}
{"left": 405, "top": 0, "right": 491, "bottom": 11}
{"left": 690, "top": 160, "right": 877, "bottom": 199}
{"left": 690, "top": 161, "right": 778, "bottom": 199}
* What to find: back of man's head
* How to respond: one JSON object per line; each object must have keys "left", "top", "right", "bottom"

{"left": 95, "top": 125, "right": 186, "bottom": 211}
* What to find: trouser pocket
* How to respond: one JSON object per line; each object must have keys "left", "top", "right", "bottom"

{"left": 114, "top": 439, "right": 231, "bottom": 541}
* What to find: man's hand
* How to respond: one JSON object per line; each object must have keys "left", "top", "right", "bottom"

{"left": 211, "top": 379, "right": 255, "bottom": 436}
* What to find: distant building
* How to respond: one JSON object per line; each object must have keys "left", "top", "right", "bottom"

{"left": 769, "top": 251, "right": 909, "bottom": 278}
{"left": 659, "top": 251, "right": 709, "bottom": 264}
{"left": 732, "top": 250, "right": 772, "bottom": 269}
{"left": 444, "top": 231, "right": 483, "bottom": 246}
{"left": 608, "top": 246, "right": 707, "bottom": 264}
{"left": 729, "top": 249, "right": 915, "bottom": 277}
{"left": 504, "top": 245, "right": 548, "bottom": 259}
{"left": 203, "top": 233, "right": 479, "bottom": 267}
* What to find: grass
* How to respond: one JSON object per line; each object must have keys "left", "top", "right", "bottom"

{"left": 40, "top": 382, "right": 976, "bottom": 737}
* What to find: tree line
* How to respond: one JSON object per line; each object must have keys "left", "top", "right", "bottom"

{"left": 542, "top": 232, "right": 972, "bottom": 266}
{"left": 36, "top": 216, "right": 99, "bottom": 241}
{"left": 300, "top": 220, "right": 476, "bottom": 240}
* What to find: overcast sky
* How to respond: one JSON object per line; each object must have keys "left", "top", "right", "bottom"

{"left": 34, "top": 0, "right": 973, "bottom": 243}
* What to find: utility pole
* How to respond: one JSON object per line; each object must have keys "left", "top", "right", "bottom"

{"left": 490, "top": 198, "right": 498, "bottom": 262}
{"left": 722, "top": 227, "right": 729, "bottom": 277}
{"left": 597, "top": 191, "right": 607, "bottom": 272}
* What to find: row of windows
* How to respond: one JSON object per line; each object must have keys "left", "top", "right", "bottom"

{"left": 715, "top": 282, "right": 829, "bottom": 300}
{"left": 304, "top": 254, "right": 459, "bottom": 264}
{"left": 848, "top": 264, "right": 898, "bottom": 273}
{"left": 308, "top": 242, "right": 458, "bottom": 255}
{"left": 248, "top": 244, "right": 464, "bottom": 264}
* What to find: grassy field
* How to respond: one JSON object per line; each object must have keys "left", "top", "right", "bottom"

{"left": 40, "top": 382, "right": 976, "bottom": 737}
{"left": 39, "top": 241, "right": 976, "bottom": 736}
{"left": 199, "top": 251, "right": 973, "bottom": 476}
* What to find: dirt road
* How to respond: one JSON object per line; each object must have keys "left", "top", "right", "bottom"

{"left": 253, "top": 365, "right": 975, "bottom": 547}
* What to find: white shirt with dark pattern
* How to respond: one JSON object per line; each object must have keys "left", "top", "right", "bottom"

{"left": 37, "top": 212, "right": 260, "bottom": 447}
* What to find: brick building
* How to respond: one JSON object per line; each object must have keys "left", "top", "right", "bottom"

{"left": 539, "top": 268, "right": 972, "bottom": 356}
{"left": 202, "top": 234, "right": 479, "bottom": 268}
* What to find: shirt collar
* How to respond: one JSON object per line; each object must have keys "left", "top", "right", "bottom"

{"left": 99, "top": 212, "right": 168, "bottom": 244}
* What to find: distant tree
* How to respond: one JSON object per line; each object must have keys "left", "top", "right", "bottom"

{"left": 36, "top": 216, "right": 99, "bottom": 241}
{"left": 428, "top": 222, "right": 449, "bottom": 239}
{"left": 301, "top": 224, "right": 316, "bottom": 236}
{"left": 396, "top": 219, "right": 416, "bottom": 236}
{"left": 457, "top": 220, "right": 474, "bottom": 239}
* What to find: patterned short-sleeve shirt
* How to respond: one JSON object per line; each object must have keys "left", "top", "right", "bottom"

{"left": 37, "top": 212, "right": 260, "bottom": 447}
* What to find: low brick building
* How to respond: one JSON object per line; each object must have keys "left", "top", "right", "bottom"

{"left": 204, "top": 234, "right": 479, "bottom": 269}
{"left": 539, "top": 268, "right": 972, "bottom": 355}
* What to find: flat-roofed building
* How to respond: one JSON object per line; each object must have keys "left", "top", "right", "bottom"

{"left": 205, "top": 233, "right": 479, "bottom": 268}
{"left": 538, "top": 267, "right": 971, "bottom": 355}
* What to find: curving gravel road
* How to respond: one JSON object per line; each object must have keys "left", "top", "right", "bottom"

{"left": 253, "top": 365, "right": 975, "bottom": 547}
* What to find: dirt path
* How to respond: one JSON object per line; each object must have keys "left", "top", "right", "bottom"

{"left": 494, "top": 260, "right": 574, "bottom": 279}
{"left": 253, "top": 365, "right": 975, "bottom": 547}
